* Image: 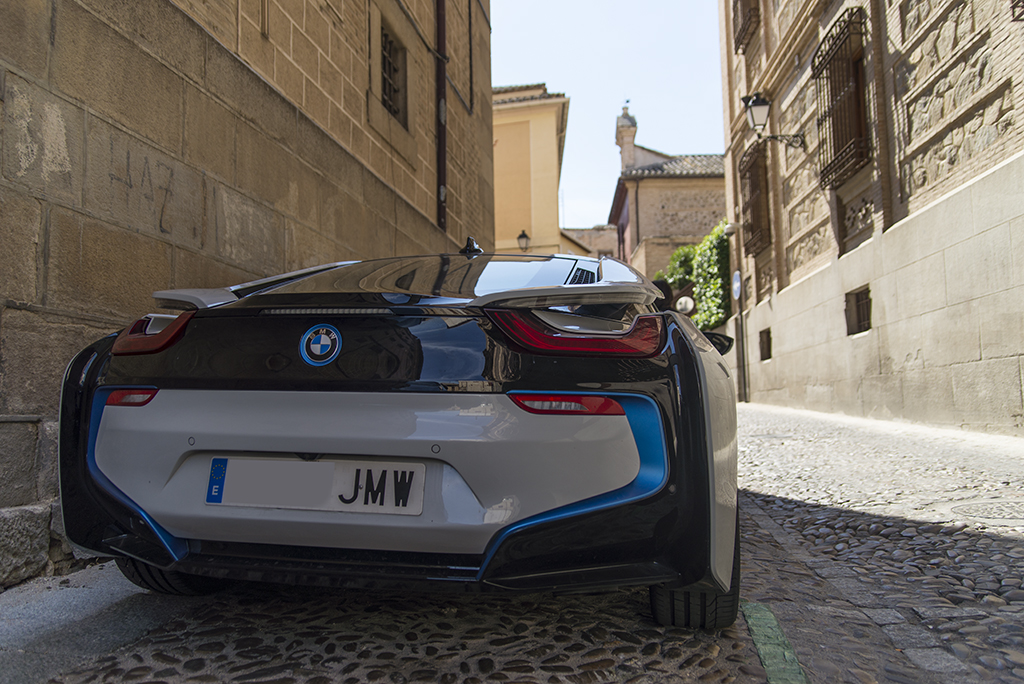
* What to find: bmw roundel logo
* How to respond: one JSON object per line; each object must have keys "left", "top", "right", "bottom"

{"left": 300, "top": 324, "right": 342, "bottom": 367}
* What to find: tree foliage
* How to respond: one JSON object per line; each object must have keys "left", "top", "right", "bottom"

{"left": 691, "top": 220, "right": 731, "bottom": 331}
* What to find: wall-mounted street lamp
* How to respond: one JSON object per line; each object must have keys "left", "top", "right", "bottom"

{"left": 517, "top": 230, "right": 531, "bottom": 252}
{"left": 741, "top": 93, "right": 806, "bottom": 150}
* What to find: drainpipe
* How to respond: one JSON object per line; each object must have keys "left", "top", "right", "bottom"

{"left": 435, "top": 0, "right": 448, "bottom": 232}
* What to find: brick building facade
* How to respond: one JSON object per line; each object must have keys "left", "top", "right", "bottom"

{"left": 0, "top": 0, "right": 493, "bottom": 587}
{"left": 608, "top": 108, "right": 726, "bottom": 281}
{"left": 719, "top": 0, "right": 1023, "bottom": 434}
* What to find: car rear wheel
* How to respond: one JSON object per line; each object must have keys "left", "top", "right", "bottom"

{"left": 115, "top": 557, "right": 228, "bottom": 595}
{"left": 649, "top": 517, "right": 740, "bottom": 630}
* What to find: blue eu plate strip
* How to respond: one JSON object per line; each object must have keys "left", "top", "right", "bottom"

{"left": 206, "top": 458, "right": 228, "bottom": 503}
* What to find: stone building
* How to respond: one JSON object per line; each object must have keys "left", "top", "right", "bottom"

{"left": 719, "top": 0, "right": 1023, "bottom": 434}
{"left": 492, "top": 84, "right": 589, "bottom": 255}
{"left": 0, "top": 0, "right": 493, "bottom": 587}
{"left": 564, "top": 224, "right": 618, "bottom": 258}
{"left": 608, "top": 107, "right": 726, "bottom": 280}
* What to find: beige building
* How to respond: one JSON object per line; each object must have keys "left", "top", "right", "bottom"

{"left": 719, "top": 0, "right": 1023, "bottom": 434}
{"left": 608, "top": 108, "right": 726, "bottom": 280}
{"left": 492, "top": 84, "right": 588, "bottom": 255}
{"left": 0, "top": 0, "right": 493, "bottom": 587}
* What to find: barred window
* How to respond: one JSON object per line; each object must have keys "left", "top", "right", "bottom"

{"left": 812, "top": 7, "right": 871, "bottom": 190}
{"left": 381, "top": 24, "right": 407, "bottom": 126}
{"left": 739, "top": 142, "right": 771, "bottom": 256}
{"left": 733, "top": 0, "right": 760, "bottom": 53}
{"left": 1014, "top": 0, "right": 1024, "bottom": 21}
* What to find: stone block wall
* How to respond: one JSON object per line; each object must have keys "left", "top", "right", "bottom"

{"left": 564, "top": 225, "right": 619, "bottom": 258}
{"left": 718, "top": 0, "right": 1022, "bottom": 435}
{"left": 738, "top": 151, "right": 1024, "bottom": 436}
{"left": 636, "top": 178, "right": 726, "bottom": 243}
{"left": 0, "top": 0, "right": 493, "bottom": 588}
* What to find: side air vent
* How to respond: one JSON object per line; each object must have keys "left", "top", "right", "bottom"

{"left": 569, "top": 269, "right": 597, "bottom": 285}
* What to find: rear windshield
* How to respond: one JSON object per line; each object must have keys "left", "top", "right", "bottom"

{"left": 256, "top": 255, "right": 581, "bottom": 300}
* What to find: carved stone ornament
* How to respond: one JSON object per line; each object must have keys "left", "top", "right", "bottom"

{"left": 845, "top": 197, "right": 874, "bottom": 240}
{"left": 787, "top": 222, "right": 831, "bottom": 273}
{"left": 756, "top": 264, "right": 774, "bottom": 299}
{"left": 902, "top": 86, "right": 1014, "bottom": 197}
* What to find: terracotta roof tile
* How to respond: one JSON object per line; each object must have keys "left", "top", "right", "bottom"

{"left": 622, "top": 154, "right": 725, "bottom": 179}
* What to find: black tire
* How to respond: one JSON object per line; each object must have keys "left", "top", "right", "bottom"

{"left": 115, "top": 557, "right": 228, "bottom": 596}
{"left": 649, "top": 516, "right": 741, "bottom": 630}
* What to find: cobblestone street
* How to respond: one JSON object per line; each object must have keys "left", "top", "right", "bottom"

{"left": 2, "top": 403, "right": 1023, "bottom": 684}
{"left": 738, "top": 404, "right": 1024, "bottom": 683}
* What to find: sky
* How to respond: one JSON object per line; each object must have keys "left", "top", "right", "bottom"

{"left": 490, "top": 1, "right": 726, "bottom": 229}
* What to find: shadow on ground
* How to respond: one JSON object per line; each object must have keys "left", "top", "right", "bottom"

{"left": 741, "top": 488, "right": 1024, "bottom": 683}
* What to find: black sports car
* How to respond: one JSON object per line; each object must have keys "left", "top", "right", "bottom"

{"left": 59, "top": 242, "right": 739, "bottom": 629}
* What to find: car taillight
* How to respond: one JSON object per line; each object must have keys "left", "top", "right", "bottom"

{"left": 111, "top": 311, "right": 195, "bottom": 356}
{"left": 510, "top": 393, "right": 625, "bottom": 416}
{"left": 106, "top": 388, "right": 158, "bottom": 407}
{"left": 486, "top": 309, "right": 664, "bottom": 358}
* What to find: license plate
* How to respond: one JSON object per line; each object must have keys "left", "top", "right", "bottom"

{"left": 205, "top": 457, "right": 425, "bottom": 515}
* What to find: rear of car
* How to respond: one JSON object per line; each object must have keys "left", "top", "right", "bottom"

{"left": 59, "top": 253, "right": 738, "bottom": 628}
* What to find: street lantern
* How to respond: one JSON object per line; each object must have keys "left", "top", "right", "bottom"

{"left": 517, "top": 230, "right": 530, "bottom": 252}
{"left": 740, "top": 93, "right": 771, "bottom": 134}
{"left": 740, "top": 93, "right": 806, "bottom": 150}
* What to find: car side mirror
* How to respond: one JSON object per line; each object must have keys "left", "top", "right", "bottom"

{"left": 703, "top": 332, "right": 734, "bottom": 355}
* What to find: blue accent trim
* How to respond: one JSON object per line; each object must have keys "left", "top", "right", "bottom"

{"left": 299, "top": 324, "right": 342, "bottom": 367}
{"left": 87, "top": 388, "right": 188, "bottom": 561}
{"left": 477, "top": 392, "right": 669, "bottom": 579}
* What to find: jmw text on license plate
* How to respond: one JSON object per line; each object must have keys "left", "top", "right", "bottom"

{"left": 205, "top": 457, "right": 426, "bottom": 515}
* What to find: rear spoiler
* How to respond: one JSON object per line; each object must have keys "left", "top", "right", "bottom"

{"left": 152, "top": 261, "right": 355, "bottom": 310}
{"left": 152, "top": 288, "right": 236, "bottom": 310}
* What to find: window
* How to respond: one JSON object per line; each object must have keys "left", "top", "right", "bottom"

{"left": 812, "top": 7, "right": 871, "bottom": 190}
{"left": 845, "top": 286, "right": 871, "bottom": 334}
{"left": 380, "top": 23, "right": 407, "bottom": 127}
{"left": 739, "top": 142, "right": 771, "bottom": 256}
{"left": 367, "top": 1, "right": 418, "bottom": 164}
{"left": 733, "top": 0, "right": 760, "bottom": 53}
{"left": 759, "top": 328, "right": 772, "bottom": 361}
{"left": 1014, "top": 0, "right": 1024, "bottom": 21}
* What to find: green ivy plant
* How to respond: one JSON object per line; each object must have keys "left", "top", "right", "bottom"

{"left": 654, "top": 244, "right": 698, "bottom": 290}
{"left": 691, "top": 219, "right": 731, "bottom": 331}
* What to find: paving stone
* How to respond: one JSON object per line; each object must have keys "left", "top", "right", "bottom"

{"left": 862, "top": 608, "right": 907, "bottom": 625}
{"left": 903, "top": 648, "right": 972, "bottom": 672}
{"left": 883, "top": 624, "right": 941, "bottom": 648}
{"left": 914, "top": 606, "right": 988, "bottom": 619}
